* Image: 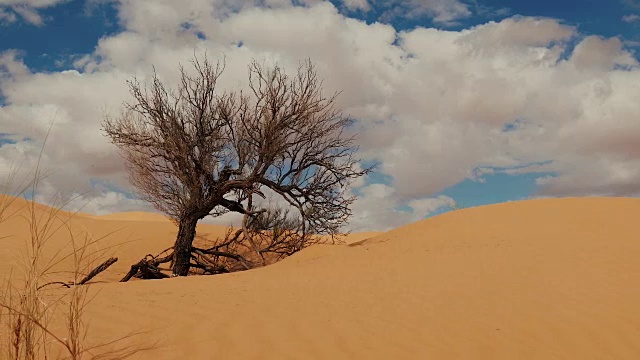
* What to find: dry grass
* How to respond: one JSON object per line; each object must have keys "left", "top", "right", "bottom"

{"left": 0, "top": 131, "right": 151, "bottom": 359}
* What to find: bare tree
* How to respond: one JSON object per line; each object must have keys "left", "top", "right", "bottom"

{"left": 103, "top": 53, "right": 371, "bottom": 277}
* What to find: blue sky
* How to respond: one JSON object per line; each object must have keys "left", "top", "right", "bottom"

{"left": 1, "top": 0, "right": 640, "bottom": 230}
{"left": 0, "top": 1, "right": 119, "bottom": 72}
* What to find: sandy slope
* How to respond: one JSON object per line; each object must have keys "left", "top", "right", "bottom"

{"left": 92, "top": 211, "right": 173, "bottom": 222}
{"left": 0, "top": 196, "right": 231, "bottom": 283}
{"left": 0, "top": 196, "right": 376, "bottom": 283}
{"left": 4, "top": 196, "right": 640, "bottom": 358}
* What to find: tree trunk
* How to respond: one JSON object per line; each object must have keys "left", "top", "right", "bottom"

{"left": 172, "top": 216, "right": 198, "bottom": 276}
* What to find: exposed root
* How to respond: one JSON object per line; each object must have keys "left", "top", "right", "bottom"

{"left": 120, "top": 248, "right": 173, "bottom": 282}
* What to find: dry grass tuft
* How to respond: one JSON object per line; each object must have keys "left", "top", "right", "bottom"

{"left": 0, "top": 129, "right": 153, "bottom": 359}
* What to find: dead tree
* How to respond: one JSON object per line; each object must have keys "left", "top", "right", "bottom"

{"left": 103, "top": 53, "right": 371, "bottom": 277}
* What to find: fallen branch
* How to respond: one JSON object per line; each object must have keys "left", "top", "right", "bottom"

{"left": 144, "top": 246, "right": 174, "bottom": 265}
{"left": 78, "top": 257, "right": 118, "bottom": 285}
{"left": 193, "top": 247, "right": 252, "bottom": 270}
{"left": 38, "top": 257, "right": 118, "bottom": 290}
{"left": 190, "top": 254, "right": 230, "bottom": 275}
{"left": 119, "top": 249, "right": 175, "bottom": 282}
{"left": 120, "top": 258, "right": 170, "bottom": 282}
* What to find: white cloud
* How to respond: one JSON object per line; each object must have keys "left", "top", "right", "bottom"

{"left": 570, "top": 36, "right": 638, "bottom": 70}
{"left": 348, "top": 183, "right": 455, "bottom": 231}
{"left": 0, "top": 8, "right": 17, "bottom": 23}
{"left": 11, "top": 4, "right": 42, "bottom": 24}
{"left": 0, "top": 50, "right": 30, "bottom": 79}
{"left": 407, "top": 195, "right": 456, "bottom": 215}
{"left": 2, "top": 2, "right": 640, "bottom": 230}
{"left": 0, "top": 0, "right": 70, "bottom": 25}
{"left": 0, "top": 0, "right": 64, "bottom": 5}
{"left": 456, "top": 16, "right": 575, "bottom": 48}
{"left": 401, "top": 0, "right": 472, "bottom": 25}
{"left": 38, "top": 187, "right": 153, "bottom": 216}
{"left": 338, "top": 0, "right": 471, "bottom": 26}
{"left": 622, "top": 13, "right": 640, "bottom": 22}
{"left": 341, "top": 0, "right": 369, "bottom": 12}
{"left": 534, "top": 157, "right": 640, "bottom": 197}
{"left": 372, "top": 0, "right": 472, "bottom": 26}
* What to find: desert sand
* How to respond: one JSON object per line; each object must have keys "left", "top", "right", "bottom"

{"left": 3, "top": 196, "right": 640, "bottom": 358}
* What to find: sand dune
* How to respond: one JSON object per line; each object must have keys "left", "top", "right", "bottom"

{"left": 3, "top": 197, "right": 640, "bottom": 358}
{"left": 0, "top": 196, "right": 230, "bottom": 283}
{"left": 94, "top": 211, "right": 173, "bottom": 222}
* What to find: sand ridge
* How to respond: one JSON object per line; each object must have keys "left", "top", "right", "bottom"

{"left": 93, "top": 211, "right": 173, "bottom": 222}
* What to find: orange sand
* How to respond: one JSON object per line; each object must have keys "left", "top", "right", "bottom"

{"left": 92, "top": 211, "right": 173, "bottom": 222}
{"left": 3, "top": 196, "right": 640, "bottom": 358}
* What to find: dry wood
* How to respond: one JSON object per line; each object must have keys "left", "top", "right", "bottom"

{"left": 37, "top": 257, "right": 118, "bottom": 290}
{"left": 120, "top": 250, "right": 174, "bottom": 282}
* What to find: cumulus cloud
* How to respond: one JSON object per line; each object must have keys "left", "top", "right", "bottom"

{"left": 341, "top": 0, "right": 369, "bottom": 12}
{"left": 0, "top": 50, "right": 30, "bottom": 79}
{"left": 456, "top": 16, "right": 575, "bottom": 47}
{"left": 379, "top": 0, "right": 472, "bottom": 25}
{"left": 1, "top": 1, "right": 640, "bottom": 230}
{"left": 38, "top": 186, "right": 153, "bottom": 216}
{"left": 0, "top": 0, "right": 70, "bottom": 25}
{"left": 570, "top": 36, "right": 638, "bottom": 70}
{"left": 0, "top": 8, "right": 17, "bottom": 23}
{"left": 338, "top": 0, "right": 471, "bottom": 26}
{"left": 348, "top": 183, "right": 455, "bottom": 231}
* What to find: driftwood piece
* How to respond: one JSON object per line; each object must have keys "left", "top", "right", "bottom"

{"left": 120, "top": 259, "right": 170, "bottom": 282}
{"left": 192, "top": 247, "right": 252, "bottom": 270}
{"left": 78, "top": 257, "right": 118, "bottom": 285}
{"left": 190, "top": 255, "right": 229, "bottom": 275}
{"left": 120, "top": 249, "right": 174, "bottom": 282}
{"left": 37, "top": 257, "right": 118, "bottom": 290}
